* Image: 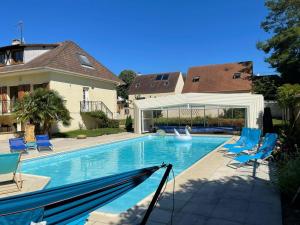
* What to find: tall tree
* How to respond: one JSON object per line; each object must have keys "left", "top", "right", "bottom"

{"left": 252, "top": 75, "right": 282, "bottom": 100}
{"left": 117, "top": 70, "right": 137, "bottom": 100}
{"left": 257, "top": 0, "right": 300, "bottom": 83}
{"left": 14, "top": 88, "right": 71, "bottom": 134}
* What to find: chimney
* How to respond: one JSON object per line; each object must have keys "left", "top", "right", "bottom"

{"left": 12, "top": 39, "right": 21, "bottom": 45}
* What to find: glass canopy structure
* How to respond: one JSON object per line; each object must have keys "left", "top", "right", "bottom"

{"left": 133, "top": 93, "right": 264, "bottom": 134}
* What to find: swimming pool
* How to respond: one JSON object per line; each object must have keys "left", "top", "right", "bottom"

{"left": 22, "top": 135, "right": 229, "bottom": 213}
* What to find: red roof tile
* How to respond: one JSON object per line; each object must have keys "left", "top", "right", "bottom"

{"left": 182, "top": 61, "right": 253, "bottom": 93}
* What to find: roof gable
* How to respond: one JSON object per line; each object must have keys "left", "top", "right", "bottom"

{"left": 129, "top": 72, "right": 181, "bottom": 95}
{"left": 182, "top": 61, "right": 253, "bottom": 93}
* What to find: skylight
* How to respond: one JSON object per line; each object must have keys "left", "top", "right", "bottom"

{"left": 162, "top": 74, "right": 169, "bottom": 80}
{"left": 156, "top": 74, "right": 169, "bottom": 81}
{"left": 78, "top": 54, "right": 93, "bottom": 67}
{"left": 156, "top": 75, "right": 163, "bottom": 80}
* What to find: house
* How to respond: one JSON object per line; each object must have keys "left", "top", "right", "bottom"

{"left": 127, "top": 72, "right": 184, "bottom": 117}
{"left": 0, "top": 40, "right": 123, "bottom": 135}
{"left": 182, "top": 61, "right": 253, "bottom": 93}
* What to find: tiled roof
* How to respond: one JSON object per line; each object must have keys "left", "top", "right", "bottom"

{"left": 0, "top": 41, "right": 123, "bottom": 85}
{"left": 129, "top": 72, "right": 181, "bottom": 95}
{"left": 182, "top": 61, "right": 253, "bottom": 93}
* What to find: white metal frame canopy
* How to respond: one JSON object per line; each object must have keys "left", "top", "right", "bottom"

{"left": 133, "top": 93, "right": 264, "bottom": 134}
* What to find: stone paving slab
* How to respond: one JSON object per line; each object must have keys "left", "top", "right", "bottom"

{"left": 0, "top": 173, "right": 50, "bottom": 197}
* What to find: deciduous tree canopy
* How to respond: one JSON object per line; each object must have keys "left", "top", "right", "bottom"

{"left": 257, "top": 0, "right": 300, "bottom": 83}
{"left": 117, "top": 70, "right": 137, "bottom": 100}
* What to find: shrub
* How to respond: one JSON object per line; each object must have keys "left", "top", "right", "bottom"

{"left": 107, "top": 119, "right": 119, "bottom": 128}
{"left": 125, "top": 115, "right": 133, "bottom": 132}
{"left": 13, "top": 88, "right": 71, "bottom": 134}
{"left": 82, "top": 111, "right": 119, "bottom": 128}
{"left": 278, "top": 156, "right": 300, "bottom": 204}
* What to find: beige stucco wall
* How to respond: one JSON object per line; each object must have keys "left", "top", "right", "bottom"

{"left": 49, "top": 72, "right": 117, "bottom": 132}
{"left": 0, "top": 71, "right": 118, "bottom": 133}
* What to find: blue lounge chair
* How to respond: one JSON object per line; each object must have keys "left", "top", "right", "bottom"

{"left": 223, "top": 127, "right": 250, "bottom": 149}
{"left": 36, "top": 135, "right": 53, "bottom": 151}
{"left": 0, "top": 153, "right": 22, "bottom": 190}
{"left": 230, "top": 133, "right": 278, "bottom": 167}
{"left": 225, "top": 128, "right": 262, "bottom": 155}
{"left": 9, "top": 138, "right": 27, "bottom": 153}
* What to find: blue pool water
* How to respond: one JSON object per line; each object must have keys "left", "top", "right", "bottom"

{"left": 22, "top": 135, "right": 228, "bottom": 213}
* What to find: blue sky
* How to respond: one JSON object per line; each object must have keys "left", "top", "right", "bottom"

{"left": 1, "top": 0, "right": 273, "bottom": 75}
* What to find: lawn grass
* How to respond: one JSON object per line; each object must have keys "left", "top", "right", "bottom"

{"left": 273, "top": 118, "right": 284, "bottom": 125}
{"left": 52, "top": 128, "right": 126, "bottom": 138}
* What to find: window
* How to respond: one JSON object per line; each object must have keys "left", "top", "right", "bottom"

{"left": 156, "top": 75, "right": 163, "bottom": 80}
{"left": 162, "top": 74, "right": 169, "bottom": 80}
{"left": 78, "top": 54, "right": 93, "bottom": 67}
{"left": 11, "top": 50, "right": 23, "bottom": 64}
{"left": 233, "top": 73, "right": 241, "bottom": 79}
{"left": 192, "top": 76, "right": 200, "bottom": 82}
{"left": 0, "top": 52, "right": 5, "bottom": 65}
{"left": 156, "top": 74, "right": 169, "bottom": 81}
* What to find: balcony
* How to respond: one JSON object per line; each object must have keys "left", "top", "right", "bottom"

{"left": 80, "top": 101, "right": 113, "bottom": 119}
{"left": 0, "top": 100, "right": 15, "bottom": 115}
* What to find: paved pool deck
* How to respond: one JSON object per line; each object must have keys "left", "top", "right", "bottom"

{"left": 0, "top": 133, "right": 282, "bottom": 225}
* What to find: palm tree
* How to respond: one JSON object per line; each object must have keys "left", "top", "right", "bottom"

{"left": 14, "top": 88, "right": 71, "bottom": 134}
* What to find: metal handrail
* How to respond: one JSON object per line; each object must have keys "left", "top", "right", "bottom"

{"left": 80, "top": 101, "right": 113, "bottom": 119}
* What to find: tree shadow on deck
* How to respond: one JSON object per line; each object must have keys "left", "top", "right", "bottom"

{"left": 91, "top": 162, "right": 281, "bottom": 225}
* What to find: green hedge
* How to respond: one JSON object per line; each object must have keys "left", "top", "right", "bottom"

{"left": 153, "top": 117, "right": 245, "bottom": 127}
{"left": 53, "top": 128, "right": 125, "bottom": 138}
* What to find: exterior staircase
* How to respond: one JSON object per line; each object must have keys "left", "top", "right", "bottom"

{"left": 80, "top": 101, "right": 113, "bottom": 119}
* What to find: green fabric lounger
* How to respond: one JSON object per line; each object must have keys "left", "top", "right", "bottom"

{"left": 0, "top": 153, "right": 22, "bottom": 190}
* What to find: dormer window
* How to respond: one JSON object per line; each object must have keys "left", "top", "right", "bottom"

{"left": 78, "top": 54, "right": 93, "bottom": 68}
{"left": 233, "top": 72, "right": 241, "bottom": 79}
{"left": 192, "top": 76, "right": 200, "bottom": 82}
{"left": 11, "top": 49, "right": 23, "bottom": 64}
